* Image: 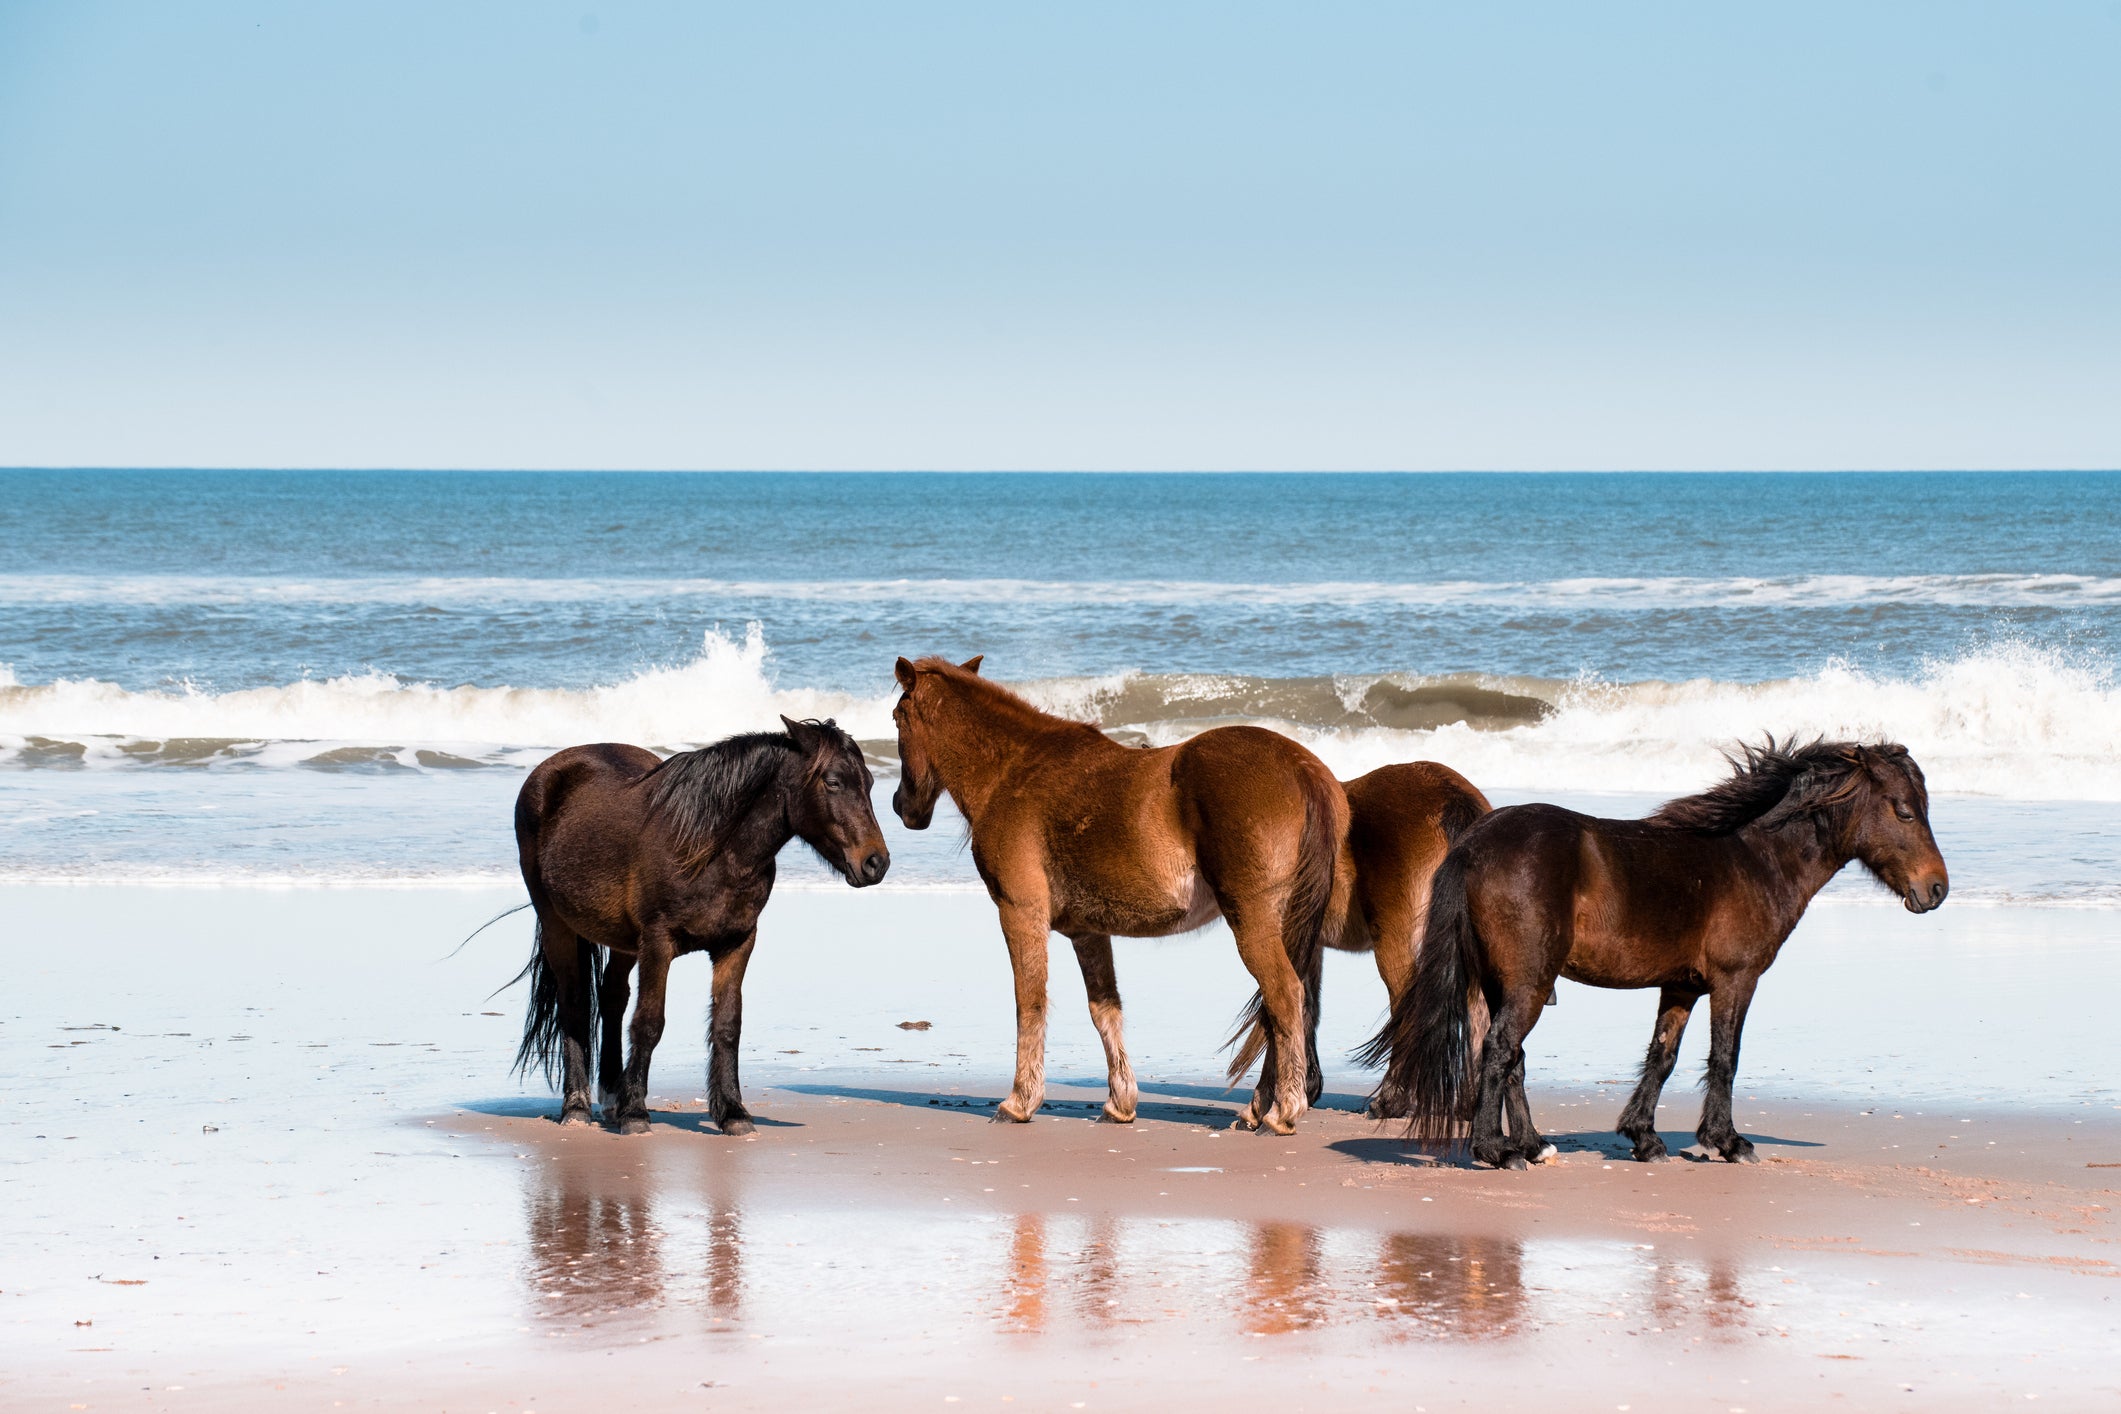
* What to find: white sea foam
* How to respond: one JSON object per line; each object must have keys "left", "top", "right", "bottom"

{"left": 4, "top": 572, "right": 2121, "bottom": 609}
{"left": 4, "top": 630, "right": 2119, "bottom": 801}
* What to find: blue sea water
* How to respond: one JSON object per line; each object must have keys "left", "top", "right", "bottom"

{"left": 1, "top": 470, "right": 2117, "bottom": 896}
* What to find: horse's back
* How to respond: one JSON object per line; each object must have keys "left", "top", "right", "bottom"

{"left": 1344, "top": 761, "right": 1491, "bottom": 949}
{"left": 1460, "top": 802, "right": 1740, "bottom": 985}
{"left": 1166, "top": 724, "right": 1338, "bottom": 821}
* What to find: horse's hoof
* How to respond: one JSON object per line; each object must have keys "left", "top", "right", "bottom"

{"left": 993, "top": 1102, "right": 1035, "bottom": 1124}
{"left": 1259, "top": 1112, "right": 1297, "bottom": 1137}
{"left": 1500, "top": 1153, "right": 1530, "bottom": 1171}
{"left": 718, "top": 1114, "right": 756, "bottom": 1137}
{"left": 1630, "top": 1137, "right": 1668, "bottom": 1163}
{"left": 1099, "top": 1105, "right": 1136, "bottom": 1124}
{"left": 558, "top": 1108, "right": 595, "bottom": 1128}
{"left": 1231, "top": 1105, "right": 1260, "bottom": 1131}
{"left": 1727, "top": 1145, "right": 1760, "bottom": 1164}
{"left": 1532, "top": 1142, "right": 1558, "bottom": 1164}
{"left": 617, "top": 1116, "right": 652, "bottom": 1136}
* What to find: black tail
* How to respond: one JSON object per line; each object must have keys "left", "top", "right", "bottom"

{"left": 1355, "top": 846, "right": 1484, "bottom": 1137}
{"left": 1223, "top": 760, "right": 1345, "bottom": 1086}
{"left": 508, "top": 919, "right": 601, "bottom": 1089}
{"left": 1438, "top": 787, "right": 1484, "bottom": 848}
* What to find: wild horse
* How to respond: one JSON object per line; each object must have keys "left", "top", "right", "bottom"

{"left": 1227, "top": 761, "right": 1490, "bottom": 1122}
{"left": 890, "top": 655, "right": 1347, "bottom": 1135}
{"left": 512, "top": 717, "right": 889, "bottom": 1135}
{"left": 1365, "top": 739, "right": 1948, "bottom": 1168}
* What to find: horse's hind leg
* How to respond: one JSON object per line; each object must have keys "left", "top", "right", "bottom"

{"left": 1239, "top": 942, "right": 1322, "bottom": 1127}
{"left": 1695, "top": 974, "right": 1761, "bottom": 1163}
{"left": 1070, "top": 934, "right": 1136, "bottom": 1123}
{"left": 612, "top": 926, "right": 674, "bottom": 1136}
{"left": 1366, "top": 912, "right": 1417, "bottom": 1119}
{"left": 1616, "top": 985, "right": 1700, "bottom": 1162}
{"left": 597, "top": 951, "right": 634, "bottom": 1118}
{"left": 1227, "top": 905, "right": 1310, "bottom": 1136}
{"left": 544, "top": 921, "right": 597, "bottom": 1126}
{"left": 707, "top": 929, "right": 759, "bottom": 1136}
{"left": 1469, "top": 988, "right": 1543, "bottom": 1169}
{"left": 1502, "top": 1049, "right": 1556, "bottom": 1164}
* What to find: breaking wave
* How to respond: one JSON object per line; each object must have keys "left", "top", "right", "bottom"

{"left": 3, "top": 626, "right": 2118, "bottom": 800}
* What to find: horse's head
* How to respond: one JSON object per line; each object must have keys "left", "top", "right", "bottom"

{"left": 781, "top": 715, "right": 889, "bottom": 888}
{"left": 1828, "top": 744, "right": 1949, "bottom": 913}
{"left": 890, "top": 654, "right": 981, "bottom": 830}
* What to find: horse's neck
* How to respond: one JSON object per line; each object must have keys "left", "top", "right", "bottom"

{"left": 717, "top": 763, "right": 797, "bottom": 872}
{"left": 1739, "top": 816, "right": 1849, "bottom": 925}
{"left": 928, "top": 685, "right": 1070, "bottom": 826}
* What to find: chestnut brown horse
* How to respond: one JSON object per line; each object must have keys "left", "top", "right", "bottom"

{"left": 512, "top": 717, "right": 888, "bottom": 1135}
{"left": 890, "top": 655, "right": 1348, "bottom": 1135}
{"left": 1227, "top": 761, "right": 1491, "bottom": 1121}
{"left": 1365, "top": 739, "right": 1948, "bottom": 1169}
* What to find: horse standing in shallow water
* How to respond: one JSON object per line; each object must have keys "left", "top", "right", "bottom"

{"left": 512, "top": 718, "right": 888, "bottom": 1135}
{"left": 1226, "top": 761, "right": 1490, "bottom": 1121}
{"left": 890, "top": 655, "right": 1348, "bottom": 1135}
{"left": 1365, "top": 739, "right": 1948, "bottom": 1169}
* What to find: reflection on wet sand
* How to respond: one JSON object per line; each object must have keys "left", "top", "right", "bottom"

{"left": 522, "top": 1147, "right": 744, "bottom": 1330}
{"left": 518, "top": 1152, "right": 1766, "bottom": 1348}
{"left": 1374, "top": 1231, "right": 1525, "bottom": 1339}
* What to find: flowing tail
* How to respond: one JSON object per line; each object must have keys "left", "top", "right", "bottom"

{"left": 1223, "top": 758, "right": 1347, "bottom": 1086}
{"left": 1354, "top": 846, "right": 1486, "bottom": 1137}
{"left": 507, "top": 918, "right": 602, "bottom": 1089}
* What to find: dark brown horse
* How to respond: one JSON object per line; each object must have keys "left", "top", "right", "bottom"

{"left": 1227, "top": 761, "right": 1491, "bottom": 1122}
{"left": 890, "top": 655, "right": 1348, "bottom": 1134}
{"left": 1365, "top": 739, "right": 1948, "bottom": 1169}
{"left": 512, "top": 717, "right": 888, "bottom": 1135}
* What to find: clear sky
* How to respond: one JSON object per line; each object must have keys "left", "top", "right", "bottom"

{"left": 1, "top": 2, "right": 2116, "bottom": 471}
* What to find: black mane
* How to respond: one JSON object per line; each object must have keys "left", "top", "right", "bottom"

{"left": 1649, "top": 736, "right": 1915, "bottom": 835}
{"left": 643, "top": 719, "right": 857, "bottom": 867}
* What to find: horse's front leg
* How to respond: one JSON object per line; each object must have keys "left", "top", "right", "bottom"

{"left": 996, "top": 899, "right": 1052, "bottom": 1123}
{"left": 1069, "top": 934, "right": 1136, "bottom": 1123}
{"left": 1695, "top": 974, "right": 1760, "bottom": 1163}
{"left": 597, "top": 950, "right": 634, "bottom": 1118}
{"left": 1616, "top": 985, "right": 1700, "bottom": 1161}
{"left": 707, "top": 929, "right": 759, "bottom": 1136}
{"left": 613, "top": 927, "right": 674, "bottom": 1136}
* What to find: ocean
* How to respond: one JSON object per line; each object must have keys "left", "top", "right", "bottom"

{"left": 2, "top": 469, "right": 2117, "bottom": 903}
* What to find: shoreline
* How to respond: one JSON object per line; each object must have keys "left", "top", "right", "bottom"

{"left": 5, "top": 883, "right": 2118, "bottom": 1409}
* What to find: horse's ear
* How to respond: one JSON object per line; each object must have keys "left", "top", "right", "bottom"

{"left": 894, "top": 657, "right": 917, "bottom": 690}
{"left": 780, "top": 714, "right": 820, "bottom": 751}
{"left": 960, "top": 655, "right": 984, "bottom": 675}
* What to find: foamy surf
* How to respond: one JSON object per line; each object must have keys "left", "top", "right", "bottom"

{"left": 4, "top": 627, "right": 2118, "bottom": 801}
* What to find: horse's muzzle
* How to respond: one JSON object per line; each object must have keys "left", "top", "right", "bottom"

{"left": 1903, "top": 877, "right": 1949, "bottom": 913}
{"left": 849, "top": 850, "right": 890, "bottom": 888}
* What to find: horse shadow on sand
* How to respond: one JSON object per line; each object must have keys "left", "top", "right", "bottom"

{"left": 774, "top": 1076, "right": 1374, "bottom": 1131}
{"left": 457, "top": 1095, "right": 803, "bottom": 1135}
{"left": 1331, "top": 1125, "right": 1825, "bottom": 1169}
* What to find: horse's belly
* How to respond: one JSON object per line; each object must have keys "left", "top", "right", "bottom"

{"left": 1057, "top": 866, "right": 1219, "bottom": 939}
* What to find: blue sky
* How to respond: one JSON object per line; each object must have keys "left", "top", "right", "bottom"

{"left": 1, "top": 2, "right": 2116, "bottom": 470}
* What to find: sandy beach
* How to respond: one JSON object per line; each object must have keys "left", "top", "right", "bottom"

{"left": 5, "top": 883, "right": 2117, "bottom": 1411}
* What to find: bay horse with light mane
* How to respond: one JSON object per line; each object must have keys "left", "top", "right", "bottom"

{"left": 890, "top": 655, "right": 1349, "bottom": 1135}
{"left": 512, "top": 718, "right": 888, "bottom": 1135}
{"left": 1364, "top": 739, "right": 1948, "bottom": 1169}
{"left": 1227, "top": 761, "right": 1491, "bottom": 1121}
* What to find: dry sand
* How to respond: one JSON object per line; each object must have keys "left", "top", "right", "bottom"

{"left": 3, "top": 884, "right": 2117, "bottom": 1411}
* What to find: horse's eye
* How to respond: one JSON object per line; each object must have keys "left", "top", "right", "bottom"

{"left": 1893, "top": 806, "right": 1915, "bottom": 822}
{"left": 825, "top": 776, "right": 843, "bottom": 792}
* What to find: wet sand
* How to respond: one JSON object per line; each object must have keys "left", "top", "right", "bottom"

{"left": 4, "top": 884, "right": 2119, "bottom": 1410}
